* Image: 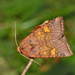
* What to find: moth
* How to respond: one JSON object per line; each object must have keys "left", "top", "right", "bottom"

{"left": 17, "top": 17, "right": 73, "bottom": 58}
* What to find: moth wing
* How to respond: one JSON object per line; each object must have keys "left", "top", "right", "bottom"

{"left": 18, "top": 17, "right": 73, "bottom": 58}
{"left": 53, "top": 36, "right": 73, "bottom": 57}
{"left": 19, "top": 22, "right": 56, "bottom": 58}
{"left": 49, "top": 17, "right": 64, "bottom": 40}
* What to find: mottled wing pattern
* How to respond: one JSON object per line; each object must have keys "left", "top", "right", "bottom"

{"left": 19, "top": 22, "right": 55, "bottom": 58}
{"left": 51, "top": 36, "right": 73, "bottom": 57}
{"left": 18, "top": 17, "right": 73, "bottom": 58}
{"left": 49, "top": 17, "right": 73, "bottom": 57}
{"left": 49, "top": 17, "right": 64, "bottom": 40}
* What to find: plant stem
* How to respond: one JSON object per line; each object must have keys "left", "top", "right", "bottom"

{"left": 21, "top": 59, "right": 33, "bottom": 75}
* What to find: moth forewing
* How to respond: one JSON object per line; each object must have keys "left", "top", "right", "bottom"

{"left": 18, "top": 17, "right": 73, "bottom": 58}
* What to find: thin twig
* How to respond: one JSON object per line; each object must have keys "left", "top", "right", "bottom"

{"left": 14, "top": 22, "right": 40, "bottom": 75}
{"left": 21, "top": 59, "right": 34, "bottom": 75}
{"left": 20, "top": 53, "right": 40, "bottom": 65}
{"left": 14, "top": 22, "right": 19, "bottom": 47}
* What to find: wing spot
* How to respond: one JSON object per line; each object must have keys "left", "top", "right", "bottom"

{"left": 50, "top": 48, "right": 56, "bottom": 57}
{"left": 43, "top": 26, "right": 50, "bottom": 32}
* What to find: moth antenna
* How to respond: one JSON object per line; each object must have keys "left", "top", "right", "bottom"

{"left": 14, "top": 22, "right": 40, "bottom": 66}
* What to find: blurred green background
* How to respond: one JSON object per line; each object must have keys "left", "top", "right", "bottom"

{"left": 0, "top": 0, "right": 75, "bottom": 75}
